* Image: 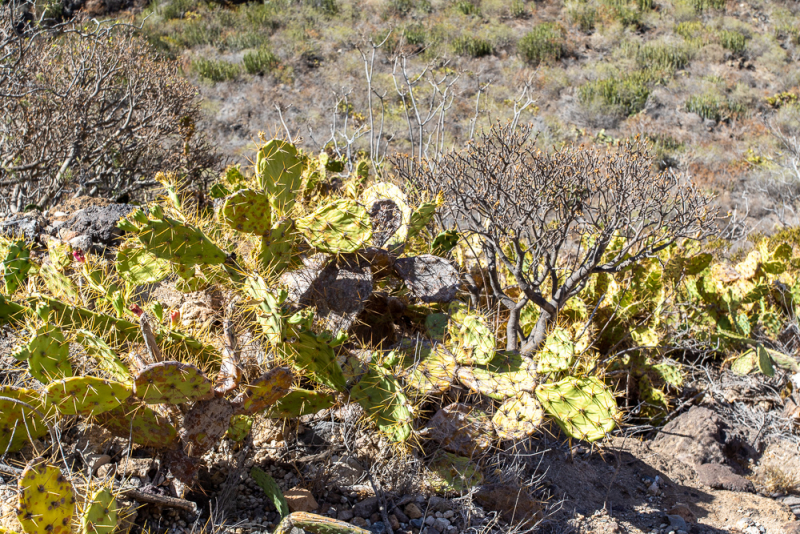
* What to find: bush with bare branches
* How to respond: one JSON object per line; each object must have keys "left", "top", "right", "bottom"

{"left": 0, "top": 1, "right": 219, "bottom": 213}
{"left": 397, "top": 123, "right": 717, "bottom": 355}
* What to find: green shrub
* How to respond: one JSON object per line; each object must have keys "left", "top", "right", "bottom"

{"left": 192, "top": 57, "right": 241, "bottom": 82}
{"left": 510, "top": 0, "right": 529, "bottom": 18}
{"left": 455, "top": 0, "right": 480, "bottom": 15}
{"left": 519, "top": 23, "right": 565, "bottom": 66}
{"left": 691, "top": 0, "right": 725, "bottom": 12}
{"left": 386, "top": 0, "right": 416, "bottom": 16}
{"left": 718, "top": 29, "right": 747, "bottom": 53}
{"left": 307, "top": 0, "right": 339, "bottom": 15}
{"left": 579, "top": 70, "right": 659, "bottom": 116}
{"left": 243, "top": 47, "right": 280, "bottom": 75}
{"left": 684, "top": 93, "right": 746, "bottom": 121}
{"left": 633, "top": 42, "right": 694, "bottom": 70}
{"left": 159, "top": 0, "right": 198, "bottom": 20}
{"left": 224, "top": 31, "right": 270, "bottom": 52}
{"left": 453, "top": 36, "right": 493, "bottom": 57}
{"left": 404, "top": 23, "right": 427, "bottom": 46}
{"left": 176, "top": 20, "right": 222, "bottom": 48}
{"left": 569, "top": 4, "right": 597, "bottom": 32}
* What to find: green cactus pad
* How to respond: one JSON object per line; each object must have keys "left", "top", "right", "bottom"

{"left": 536, "top": 376, "right": 618, "bottom": 442}
{"left": 45, "top": 377, "right": 131, "bottom": 417}
{"left": 132, "top": 210, "right": 227, "bottom": 268}
{"left": 0, "top": 387, "right": 48, "bottom": 453}
{"left": 403, "top": 343, "right": 458, "bottom": 396}
{"left": 447, "top": 302, "right": 495, "bottom": 365}
{"left": 757, "top": 344, "right": 776, "bottom": 377}
{"left": 94, "top": 404, "right": 178, "bottom": 449}
{"left": 425, "top": 313, "right": 449, "bottom": 341}
{"left": 265, "top": 389, "right": 337, "bottom": 418}
{"left": 456, "top": 351, "right": 537, "bottom": 400}
{"left": 407, "top": 197, "right": 441, "bottom": 241}
{"left": 430, "top": 230, "right": 459, "bottom": 256}
{"left": 537, "top": 328, "right": 576, "bottom": 373}
{"left": 259, "top": 219, "right": 299, "bottom": 275}
{"left": 133, "top": 361, "right": 214, "bottom": 405}
{"left": 81, "top": 488, "right": 119, "bottom": 534}
{"left": 75, "top": 330, "right": 130, "bottom": 383}
{"left": 180, "top": 397, "right": 235, "bottom": 457}
{"left": 281, "top": 329, "right": 348, "bottom": 392}
{"left": 220, "top": 188, "right": 272, "bottom": 235}
{"left": 295, "top": 199, "right": 372, "bottom": 254}
{"left": 426, "top": 451, "right": 483, "bottom": 495}
{"left": 225, "top": 415, "right": 253, "bottom": 442}
{"left": 256, "top": 139, "right": 303, "bottom": 214}
{"left": 39, "top": 262, "right": 80, "bottom": 302}
{"left": 246, "top": 278, "right": 286, "bottom": 346}
{"left": 17, "top": 461, "right": 75, "bottom": 534}
{"left": 3, "top": 240, "right": 32, "bottom": 295}
{"left": 350, "top": 365, "right": 413, "bottom": 442}
{"left": 116, "top": 247, "right": 170, "bottom": 285}
{"left": 730, "top": 349, "right": 757, "bottom": 375}
{"left": 25, "top": 324, "right": 73, "bottom": 383}
{"left": 251, "top": 466, "right": 289, "bottom": 518}
{"left": 231, "top": 367, "right": 294, "bottom": 416}
{"left": 492, "top": 392, "right": 545, "bottom": 440}
{"left": 273, "top": 512, "right": 371, "bottom": 534}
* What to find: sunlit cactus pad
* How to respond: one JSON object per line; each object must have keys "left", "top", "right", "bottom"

{"left": 133, "top": 361, "right": 214, "bottom": 404}
{"left": 17, "top": 461, "right": 75, "bottom": 534}
{"left": 536, "top": 376, "right": 618, "bottom": 442}
{"left": 265, "top": 389, "right": 337, "bottom": 419}
{"left": 231, "top": 367, "right": 293, "bottom": 416}
{"left": 0, "top": 386, "right": 48, "bottom": 453}
{"left": 45, "top": 376, "right": 132, "bottom": 417}
{"left": 295, "top": 199, "right": 372, "bottom": 254}
{"left": 94, "top": 404, "right": 178, "bottom": 449}
{"left": 492, "top": 392, "right": 545, "bottom": 440}
{"left": 81, "top": 488, "right": 119, "bottom": 534}
{"left": 220, "top": 188, "right": 272, "bottom": 235}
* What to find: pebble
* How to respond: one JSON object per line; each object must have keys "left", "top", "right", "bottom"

{"left": 442, "top": 510, "right": 454, "bottom": 519}
{"left": 425, "top": 515, "right": 436, "bottom": 526}
{"left": 405, "top": 503, "right": 423, "bottom": 519}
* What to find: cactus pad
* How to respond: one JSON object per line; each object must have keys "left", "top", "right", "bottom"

{"left": 81, "top": 488, "right": 119, "bottom": 534}
{"left": 17, "top": 461, "right": 75, "bottom": 534}
{"left": 394, "top": 255, "right": 461, "bottom": 303}
{"left": 225, "top": 415, "right": 253, "bottom": 442}
{"left": 259, "top": 219, "right": 299, "bottom": 275}
{"left": 131, "top": 210, "right": 227, "bottom": 268}
{"left": 133, "top": 361, "right": 214, "bottom": 405}
{"left": 492, "top": 392, "right": 545, "bottom": 440}
{"left": 295, "top": 199, "right": 372, "bottom": 254}
{"left": 362, "top": 182, "right": 411, "bottom": 248}
{"left": 407, "top": 197, "right": 441, "bottom": 241}
{"left": 447, "top": 302, "right": 495, "bottom": 365}
{"left": 456, "top": 351, "right": 537, "bottom": 400}
{"left": 0, "top": 386, "right": 48, "bottom": 453}
{"left": 180, "top": 397, "right": 235, "bottom": 457}
{"left": 426, "top": 451, "right": 483, "bottom": 495}
{"left": 273, "top": 512, "right": 371, "bottom": 534}
{"left": 730, "top": 349, "right": 757, "bottom": 375}
{"left": 281, "top": 329, "right": 348, "bottom": 392}
{"left": 536, "top": 376, "right": 618, "bottom": 442}
{"left": 422, "top": 403, "right": 493, "bottom": 457}
{"left": 256, "top": 139, "right": 303, "bottom": 214}
{"left": 231, "top": 367, "right": 293, "bottom": 416}
{"left": 116, "top": 247, "right": 170, "bottom": 286}
{"left": 251, "top": 466, "right": 289, "bottom": 518}
{"left": 94, "top": 404, "right": 178, "bottom": 449}
{"left": 24, "top": 324, "right": 73, "bottom": 383}
{"left": 350, "top": 365, "right": 413, "bottom": 442}
{"left": 757, "top": 344, "right": 775, "bottom": 377}
{"left": 537, "top": 328, "right": 576, "bottom": 373}
{"left": 76, "top": 330, "right": 130, "bottom": 383}
{"left": 3, "top": 240, "right": 31, "bottom": 295}
{"left": 45, "top": 377, "right": 131, "bottom": 417}
{"left": 403, "top": 343, "right": 458, "bottom": 396}
{"left": 265, "top": 389, "right": 337, "bottom": 418}
{"left": 220, "top": 188, "right": 272, "bottom": 235}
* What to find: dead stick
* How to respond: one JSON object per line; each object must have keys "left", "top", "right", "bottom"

{"left": 120, "top": 487, "right": 198, "bottom": 514}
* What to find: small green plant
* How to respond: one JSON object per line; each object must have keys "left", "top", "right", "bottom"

{"left": 244, "top": 47, "right": 280, "bottom": 75}
{"left": 307, "top": 0, "right": 339, "bottom": 15}
{"left": 454, "top": 0, "right": 480, "bottom": 15}
{"left": 452, "top": 36, "right": 493, "bottom": 57}
{"left": 569, "top": 3, "right": 597, "bottom": 32}
{"left": 192, "top": 57, "right": 241, "bottom": 82}
{"left": 633, "top": 41, "right": 694, "bottom": 70}
{"left": 766, "top": 91, "right": 798, "bottom": 109}
{"left": 510, "top": 0, "right": 529, "bottom": 18}
{"left": 685, "top": 93, "right": 746, "bottom": 121}
{"left": 404, "top": 23, "right": 427, "bottom": 46}
{"left": 718, "top": 29, "right": 747, "bottom": 53}
{"left": 691, "top": 0, "right": 726, "bottom": 12}
{"left": 579, "top": 70, "right": 658, "bottom": 116}
{"left": 519, "top": 22, "right": 565, "bottom": 66}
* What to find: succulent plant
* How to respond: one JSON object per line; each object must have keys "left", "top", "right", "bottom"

{"left": 536, "top": 376, "right": 618, "bottom": 442}
{"left": 17, "top": 460, "right": 76, "bottom": 534}
{"left": 81, "top": 488, "right": 120, "bottom": 534}
{"left": 272, "top": 512, "right": 371, "bottom": 534}
{"left": 251, "top": 466, "right": 289, "bottom": 518}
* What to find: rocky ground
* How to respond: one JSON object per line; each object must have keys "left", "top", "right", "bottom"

{"left": 3, "top": 200, "right": 800, "bottom": 533}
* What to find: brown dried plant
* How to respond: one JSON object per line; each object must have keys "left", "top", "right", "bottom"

{"left": 396, "top": 122, "right": 717, "bottom": 355}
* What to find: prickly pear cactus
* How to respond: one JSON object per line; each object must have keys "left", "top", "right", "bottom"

{"left": 17, "top": 324, "right": 73, "bottom": 383}
{"left": 94, "top": 403, "right": 178, "bottom": 449}
{"left": 0, "top": 386, "right": 48, "bottom": 453}
{"left": 225, "top": 415, "right": 253, "bottom": 442}
{"left": 265, "top": 389, "right": 337, "bottom": 418}
{"left": 116, "top": 247, "right": 170, "bottom": 286}
{"left": 447, "top": 302, "right": 495, "bottom": 365}
{"left": 402, "top": 343, "right": 458, "bottom": 396}
{"left": 492, "top": 392, "right": 545, "bottom": 440}
{"left": 2, "top": 240, "right": 31, "bottom": 295}
{"left": 280, "top": 329, "right": 348, "bottom": 392}
{"left": 180, "top": 397, "right": 235, "bottom": 457}
{"left": 76, "top": 330, "right": 130, "bottom": 383}
{"left": 231, "top": 367, "right": 293, "bottom": 415}
{"left": 45, "top": 377, "right": 131, "bottom": 417}
{"left": 259, "top": 219, "right": 299, "bottom": 275}
{"left": 81, "top": 488, "right": 119, "bottom": 534}
{"left": 133, "top": 361, "right": 214, "bottom": 405}
{"left": 426, "top": 450, "right": 483, "bottom": 494}
{"left": 536, "top": 376, "right": 618, "bottom": 442}
{"left": 17, "top": 460, "right": 75, "bottom": 534}
{"left": 456, "top": 351, "right": 537, "bottom": 400}
{"left": 220, "top": 188, "right": 272, "bottom": 235}
{"left": 350, "top": 365, "right": 413, "bottom": 442}
{"left": 256, "top": 139, "right": 303, "bottom": 214}
{"left": 272, "top": 512, "right": 371, "bottom": 534}
{"left": 251, "top": 466, "right": 289, "bottom": 518}
{"left": 295, "top": 199, "right": 372, "bottom": 254}
{"left": 537, "top": 328, "right": 576, "bottom": 373}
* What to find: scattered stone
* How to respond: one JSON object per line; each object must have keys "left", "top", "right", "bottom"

{"left": 695, "top": 463, "right": 755, "bottom": 492}
{"left": 337, "top": 509, "right": 354, "bottom": 522}
{"left": 666, "top": 505, "right": 696, "bottom": 524}
{"left": 284, "top": 488, "right": 318, "bottom": 512}
{"left": 666, "top": 514, "right": 688, "bottom": 532}
{"left": 651, "top": 407, "right": 726, "bottom": 466}
{"left": 427, "top": 496, "right": 453, "bottom": 513}
{"left": 353, "top": 496, "right": 380, "bottom": 518}
{"left": 392, "top": 507, "right": 410, "bottom": 523}
{"left": 351, "top": 516, "right": 369, "bottom": 528}
{"left": 389, "top": 514, "right": 400, "bottom": 530}
{"left": 421, "top": 402, "right": 493, "bottom": 457}
{"left": 60, "top": 203, "right": 135, "bottom": 248}
{"left": 473, "top": 483, "right": 541, "bottom": 522}
{"left": 405, "top": 503, "right": 423, "bottom": 519}
{"left": 393, "top": 255, "right": 461, "bottom": 303}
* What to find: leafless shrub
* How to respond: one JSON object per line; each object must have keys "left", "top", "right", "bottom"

{"left": 397, "top": 122, "right": 717, "bottom": 355}
{"left": 0, "top": 1, "right": 219, "bottom": 213}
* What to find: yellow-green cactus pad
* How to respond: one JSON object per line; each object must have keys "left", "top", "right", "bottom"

{"left": 75, "top": 330, "right": 130, "bottom": 383}
{"left": 17, "top": 461, "right": 75, "bottom": 534}
{"left": 94, "top": 404, "right": 178, "bottom": 449}
{"left": 0, "top": 386, "right": 48, "bottom": 453}
{"left": 259, "top": 219, "right": 299, "bottom": 275}
{"left": 116, "top": 247, "right": 170, "bottom": 286}
{"left": 81, "top": 488, "right": 119, "bottom": 534}
{"left": 23, "top": 324, "right": 73, "bottom": 384}
{"left": 280, "top": 329, "right": 348, "bottom": 392}
{"left": 295, "top": 199, "right": 372, "bottom": 254}
{"left": 273, "top": 512, "right": 371, "bottom": 534}
{"left": 456, "top": 351, "right": 537, "bottom": 400}
{"left": 536, "top": 328, "right": 576, "bottom": 373}
{"left": 426, "top": 451, "right": 483, "bottom": 495}
{"left": 231, "top": 367, "right": 293, "bottom": 416}
{"left": 403, "top": 344, "right": 458, "bottom": 396}
{"left": 220, "top": 188, "right": 272, "bottom": 235}
{"left": 536, "top": 376, "right": 618, "bottom": 442}
{"left": 350, "top": 365, "right": 413, "bottom": 442}
{"left": 256, "top": 139, "right": 303, "bottom": 214}
{"left": 265, "top": 389, "right": 337, "bottom": 418}
{"left": 447, "top": 302, "right": 495, "bottom": 365}
{"left": 133, "top": 361, "right": 214, "bottom": 405}
{"left": 225, "top": 415, "right": 253, "bottom": 442}
{"left": 45, "top": 377, "right": 132, "bottom": 417}
{"left": 130, "top": 209, "right": 227, "bottom": 268}
{"left": 492, "top": 392, "right": 545, "bottom": 440}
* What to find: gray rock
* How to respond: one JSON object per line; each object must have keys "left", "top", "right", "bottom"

{"left": 427, "top": 496, "right": 453, "bottom": 513}
{"left": 651, "top": 406, "right": 727, "bottom": 466}
{"left": 0, "top": 215, "right": 43, "bottom": 243}
{"left": 667, "top": 514, "right": 687, "bottom": 532}
{"left": 337, "top": 509, "right": 354, "bottom": 521}
{"left": 392, "top": 507, "right": 410, "bottom": 523}
{"left": 61, "top": 204, "right": 134, "bottom": 248}
{"left": 409, "top": 518, "right": 423, "bottom": 529}
{"left": 353, "top": 496, "right": 379, "bottom": 518}
{"left": 394, "top": 255, "right": 461, "bottom": 303}
{"left": 434, "top": 518, "right": 451, "bottom": 532}
{"left": 425, "top": 515, "right": 436, "bottom": 526}
{"left": 694, "top": 463, "right": 755, "bottom": 492}
{"left": 369, "top": 521, "right": 387, "bottom": 534}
